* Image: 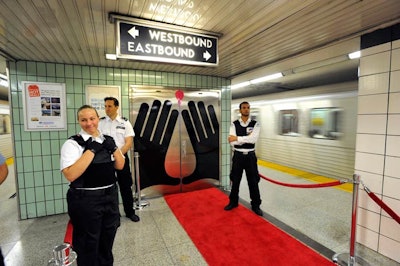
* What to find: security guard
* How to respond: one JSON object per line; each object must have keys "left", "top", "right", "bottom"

{"left": 224, "top": 101, "right": 263, "bottom": 216}
{"left": 61, "top": 105, "right": 125, "bottom": 265}
{"left": 99, "top": 97, "right": 140, "bottom": 222}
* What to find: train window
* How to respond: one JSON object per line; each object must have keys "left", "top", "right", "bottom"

{"left": 0, "top": 114, "right": 11, "bottom": 134}
{"left": 309, "top": 108, "right": 343, "bottom": 139}
{"left": 279, "top": 109, "right": 299, "bottom": 136}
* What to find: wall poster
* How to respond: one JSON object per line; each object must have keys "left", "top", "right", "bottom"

{"left": 85, "top": 85, "right": 121, "bottom": 118}
{"left": 22, "top": 81, "right": 67, "bottom": 131}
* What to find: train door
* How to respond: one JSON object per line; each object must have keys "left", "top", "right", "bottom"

{"left": 130, "top": 86, "right": 220, "bottom": 198}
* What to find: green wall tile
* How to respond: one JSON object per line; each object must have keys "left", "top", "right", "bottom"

{"left": 65, "top": 65, "right": 74, "bottom": 78}
{"left": 25, "top": 187, "right": 35, "bottom": 203}
{"left": 54, "top": 199, "right": 64, "bottom": 213}
{"left": 43, "top": 171, "right": 54, "bottom": 186}
{"left": 26, "top": 203, "right": 37, "bottom": 218}
{"left": 56, "top": 64, "right": 65, "bottom": 77}
{"left": 35, "top": 187, "right": 45, "bottom": 202}
{"left": 47, "top": 63, "right": 56, "bottom": 77}
{"left": 45, "top": 201, "right": 55, "bottom": 215}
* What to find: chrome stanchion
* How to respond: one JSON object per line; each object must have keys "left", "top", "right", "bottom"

{"left": 47, "top": 243, "right": 77, "bottom": 266}
{"left": 333, "top": 174, "right": 370, "bottom": 266}
{"left": 133, "top": 151, "right": 149, "bottom": 210}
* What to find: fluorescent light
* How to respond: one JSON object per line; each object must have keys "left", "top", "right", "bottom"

{"left": 231, "top": 81, "right": 250, "bottom": 90}
{"left": 0, "top": 79, "right": 8, "bottom": 87}
{"left": 250, "top": 72, "right": 283, "bottom": 84}
{"left": 105, "top": 54, "right": 117, "bottom": 60}
{"left": 348, "top": 51, "right": 360, "bottom": 59}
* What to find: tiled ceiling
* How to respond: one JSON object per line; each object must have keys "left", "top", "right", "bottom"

{"left": 0, "top": 0, "right": 400, "bottom": 99}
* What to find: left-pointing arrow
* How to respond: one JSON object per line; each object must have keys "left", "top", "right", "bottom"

{"left": 128, "top": 27, "right": 139, "bottom": 39}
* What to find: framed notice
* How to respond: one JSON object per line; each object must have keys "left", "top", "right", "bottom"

{"left": 22, "top": 81, "right": 67, "bottom": 131}
{"left": 85, "top": 85, "right": 121, "bottom": 118}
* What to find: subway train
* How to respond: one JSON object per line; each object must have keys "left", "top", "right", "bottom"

{"left": 0, "top": 100, "right": 12, "bottom": 159}
{"left": 232, "top": 81, "right": 358, "bottom": 181}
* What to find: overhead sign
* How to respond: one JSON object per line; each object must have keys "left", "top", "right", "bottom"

{"left": 116, "top": 20, "right": 218, "bottom": 66}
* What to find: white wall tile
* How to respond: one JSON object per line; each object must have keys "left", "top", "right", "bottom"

{"left": 356, "top": 134, "right": 385, "bottom": 154}
{"left": 384, "top": 156, "right": 400, "bottom": 179}
{"left": 357, "top": 207, "right": 380, "bottom": 231}
{"left": 356, "top": 224, "right": 378, "bottom": 250}
{"left": 393, "top": 40, "right": 400, "bottom": 49}
{"left": 390, "top": 70, "right": 400, "bottom": 92}
{"left": 354, "top": 170, "right": 383, "bottom": 194}
{"left": 358, "top": 94, "right": 388, "bottom": 114}
{"left": 388, "top": 92, "right": 400, "bottom": 113}
{"left": 378, "top": 235, "right": 400, "bottom": 263}
{"left": 387, "top": 114, "right": 400, "bottom": 135}
{"left": 355, "top": 152, "right": 384, "bottom": 175}
{"left": 357, "top": 115, "right": 387, "bottom": 134}
{"left": 391, "top": 48, "right": 400, "bottom": 71}
{"left": 380, "top": 216, "right": 400, "bottom": 242}
{"left": 386, "top": 135, "right": 400, "bottom": 157}
{"left": 362, "top": 43, "right": 391, "bottom": 56}
{"left": 359, "top": 72, "right": 389, "bottom": 95}
{"left": 360, "top": 51, "right": 391, "bottom": 76}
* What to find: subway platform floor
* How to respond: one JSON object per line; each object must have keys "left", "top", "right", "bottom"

{"left": 0, "top": 162, "right": 398, "bottom": 266}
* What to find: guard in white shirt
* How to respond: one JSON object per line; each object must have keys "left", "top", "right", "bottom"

{"left": 224, "top": 101, "right": 263, "bottom": 216}
{"left": 99, "top": 97, "right": 140, "bottom": 222}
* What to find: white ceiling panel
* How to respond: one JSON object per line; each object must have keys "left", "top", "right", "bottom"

{"left": 0, "top": 0, "right": 399, "bottom": 99}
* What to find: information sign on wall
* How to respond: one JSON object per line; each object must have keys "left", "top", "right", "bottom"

{"left": 22, "top": 81, "right": 67, "bottom": 131}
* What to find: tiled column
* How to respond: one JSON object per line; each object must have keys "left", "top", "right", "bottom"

{"left": 355, "top": 26, "right": 400, "bottom": 262}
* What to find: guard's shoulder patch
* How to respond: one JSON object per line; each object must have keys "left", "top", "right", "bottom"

{"left": 68, "top": 134, "right": 86, "bottom": 147}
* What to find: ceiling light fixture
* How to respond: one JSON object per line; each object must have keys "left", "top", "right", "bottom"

{"left": 250, "top": 72, "right": 283, "bottom": 84}
{"left": 348, "top": 51, "right": 360, "bottom": 59}
{"left": 231, "top": 81, "right": 251, "bottom": 90}
{"left": 231, "top": 72, "right": 283, "bottom": 89}
{"left": 105, "top": 53, "right": 117, "bottom": 60}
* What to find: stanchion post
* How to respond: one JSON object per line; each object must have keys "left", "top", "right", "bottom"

{"left": 332, "top": 174, "right": 370, "bottom": 266}
{"left": 133, "top": 151, "right": 149, "bottom": 210}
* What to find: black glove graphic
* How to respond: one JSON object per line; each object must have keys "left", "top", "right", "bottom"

{"left": 182, "top": 101, "right": 219, "bottom": 184}
{"left": 134, "top": 100, "right": 180, "bottom": 189}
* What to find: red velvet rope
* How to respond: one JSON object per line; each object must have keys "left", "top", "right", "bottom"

{"left": 259, "top": 174, "right": 343, "bottom": 188}
{"left": 64, "top": 220, "right": 73, "bottom": 246}
{"left": 366, "top": 191, "right": 400, "bottom": 225}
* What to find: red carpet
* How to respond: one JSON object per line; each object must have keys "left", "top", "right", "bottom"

{"left": 164, "top": 187, "right": 335, "bottom": 266}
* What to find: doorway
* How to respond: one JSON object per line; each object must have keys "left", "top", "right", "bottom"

{"left": 130, "top": 86, "right": 220, "bottom": 197}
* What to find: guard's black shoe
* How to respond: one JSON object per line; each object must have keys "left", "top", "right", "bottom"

{"left": 127, "top": 213, "right": 140, "bottom": 222}
{"left": 224, "top": 203, "right": 238, "bottom": 211}
{"left": 252, "top": 207, "right": 263, "bottom": 216}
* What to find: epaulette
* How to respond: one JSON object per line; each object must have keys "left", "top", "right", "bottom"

{"left": 100, "top": 116, "right": 106, "bottom": 120}
{"left": 121, "top": 116, "right": 128, "bottom": 121}
{"left": 68, "top": 134, "right": 86, "bottom": 147}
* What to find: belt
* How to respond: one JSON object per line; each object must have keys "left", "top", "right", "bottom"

{"left": 234, "top": 150, "right": 255, "bottom": 155}
{"left": 70, "top": 183, "right": 117, "bottom": 196}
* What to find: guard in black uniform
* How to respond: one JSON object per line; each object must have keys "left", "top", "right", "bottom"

{"left": 60, "top": 105, "right": 125, "bottom": 265}
{"left": 224, "top": 101, "right": 263, "bottom": 216}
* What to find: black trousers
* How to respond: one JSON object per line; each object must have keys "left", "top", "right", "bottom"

{"left": 229, "top": 151, "right": 261, "bottom": 208}
{"left": 116, "top": 155, "right": 135, "bottom": 216}
{"left": 67, "top": 184, "right": 120, "bottom": 266}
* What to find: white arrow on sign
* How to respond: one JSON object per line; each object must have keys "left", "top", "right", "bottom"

{"left": 203, "top": 50, "right": 211, "bottom": 61}
{"left": 128, "top": 27, "right": 139, "bottom": 39}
